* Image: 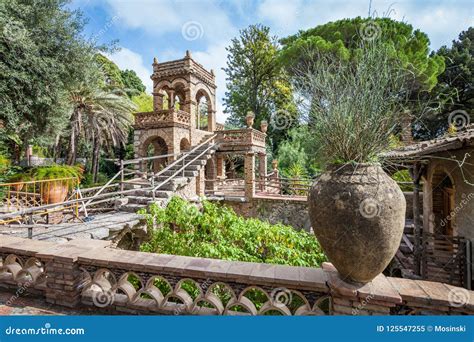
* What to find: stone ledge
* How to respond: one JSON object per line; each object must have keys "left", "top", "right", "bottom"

{"left": 322, "top": 262, "right": 402, "bottom": 304}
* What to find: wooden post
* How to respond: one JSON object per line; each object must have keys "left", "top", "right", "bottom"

{"left": 410, "top": 162, "right": 424, "bottom": 276}
{"left": 120, "top": 160, "right": 124, "bottom": 198}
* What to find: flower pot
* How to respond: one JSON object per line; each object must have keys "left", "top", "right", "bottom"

{"left": 41, "top": 182, "right": 68, "bottom": 204}
{"left": 11, "top": 182, "right": 24, "bottom": 192}
{"left": 308, "top": 164, "right": 405, "bottom": 283}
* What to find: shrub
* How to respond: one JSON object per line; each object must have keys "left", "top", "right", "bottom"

{"left": 139, "top": 197, "right": 326, "bottom": 267}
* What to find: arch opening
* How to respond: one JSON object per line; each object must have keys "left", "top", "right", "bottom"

{"left": 144, "top": 136, "right": 168, "bottom": 172}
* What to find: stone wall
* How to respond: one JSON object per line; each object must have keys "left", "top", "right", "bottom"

{"left": 1, "top": 236, "right": 472, "bottom": 316}
{"left": 221, "top": 197, "right": 311, "bottom": 231}
{"left": 220, "top": 192, "right": 419, "bottom": 231}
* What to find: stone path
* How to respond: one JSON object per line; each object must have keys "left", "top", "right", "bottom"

{"left": 0, "top": 212, "right": 144, "bottom": 242}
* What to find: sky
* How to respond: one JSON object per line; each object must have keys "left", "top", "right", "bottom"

{"left": 70, "top": 0, "right": 473, "bottom": 122}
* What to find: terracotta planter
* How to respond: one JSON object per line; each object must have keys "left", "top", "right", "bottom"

{"left": 11, "top": 182, "right": 24, "bottom": 192}
{"left": 308, "top": 164, "right": 406, "bottom": 283}
{"left": 41, "top": 182, "right": 68, "bottom": 204}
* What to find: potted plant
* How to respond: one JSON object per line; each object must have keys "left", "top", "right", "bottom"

{"left": 29, "top": 165, "right": 82, "bottom": 204}
{"left": 295, "top": 38, "right": 410, "bottom": 283}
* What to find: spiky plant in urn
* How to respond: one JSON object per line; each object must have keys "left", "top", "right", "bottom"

{"left": 294, "top": 37, "right": 412, "bottom": 283}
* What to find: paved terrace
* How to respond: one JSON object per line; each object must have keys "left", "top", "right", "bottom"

{"left": 0, "top": 212, "right": 143, "bottom": 242}
{"left": 0, "top": 236, "right": 473, "bottom": 316}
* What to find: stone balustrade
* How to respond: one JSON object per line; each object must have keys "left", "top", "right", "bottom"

{"left": 134, "top": 109, "right": 191, "bottom": 129}
{"left": 0, "top": 236, "right": 473, "bottom": 315}
{"left": 215, "top": 129, "right": 266, "bottom": 152}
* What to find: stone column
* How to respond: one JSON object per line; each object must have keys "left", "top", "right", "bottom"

{"left": 216, "top": 154, "right": 225, "bottom": 179}
{"left": 208, "top": 109, "right": 216, "bottom": 132}
{"left": 258, "top": 153, "right": 267, "bottom": 192}
{"left": 244, "top": 153, "right": 255, "bottom": 199}
{"left": 153, "top": 92, "right": 164, "bottom": 112}
{"left": 168, "top": 90, "right": 175, "bottom": 109}
{"left": 196, "top": 168, "right": 205, "bottom": 197}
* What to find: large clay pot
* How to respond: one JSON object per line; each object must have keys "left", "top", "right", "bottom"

{"left": 309, "top": 164, "right": 406, "bottom": 283}
{"left": 41, "top": 182, "right": 68, "bottom": 204}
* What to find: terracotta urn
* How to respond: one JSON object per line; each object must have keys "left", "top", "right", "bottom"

{"left": 41, "top": 182, "right": 68, "bottom": 204}
{"left": 260, "top": 120, "right": 268, "bottom": 133}
{"left": 308, "top": 164, "right": 406, "bottom": 283}
{"left": 271, "top": 159, "right": 278, "bottom": 170}
{"left": 246, "top": 111, "right": 255, "bottom": 128}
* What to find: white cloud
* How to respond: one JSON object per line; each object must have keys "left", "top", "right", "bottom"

{"left": 193, "top": 42, "right": 230, "bottom": 123}
{"left": 256, "top": 0, "right": 473, "bottom": 49}
{"left": 105, "top": 0, "right": 236, "bottom": 43}
{"left": 106, "top": 47, "right": 153, "bottom": 92}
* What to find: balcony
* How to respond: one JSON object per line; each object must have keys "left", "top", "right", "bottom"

{"left": 133, "top": 109, "right": 191, "bottom": 129}
{"left": 215, "top": 128, "right": 266, "bottom": 153}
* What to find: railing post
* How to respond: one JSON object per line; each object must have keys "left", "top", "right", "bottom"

{"left": 182, "top": 158, "right": 185, "bottom": 177}
{"left": 151, "top": 173, "right": 155, "bottom": 201}
{"left": 244, "top": 152, "right": 255, "bottom": 200}
{"left": 120, "top": 159, "right": 124, "bottom": 198}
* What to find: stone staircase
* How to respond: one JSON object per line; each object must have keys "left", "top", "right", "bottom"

{"left": 120, "top": 135, "right": 216, "bottom": 212}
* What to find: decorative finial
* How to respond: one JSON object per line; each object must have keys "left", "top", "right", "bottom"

{"left": 153, "top": 57, "right": 158, "bottom": 64}
{"left": 210, "top": 69, "right": 215, "bottom": 76}
{"left": 185, "top": 50, "right": 191, "bottom": 58}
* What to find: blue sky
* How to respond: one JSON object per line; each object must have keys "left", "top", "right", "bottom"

{"left": 71, "top": 0, "right": 473, "bottom": 122}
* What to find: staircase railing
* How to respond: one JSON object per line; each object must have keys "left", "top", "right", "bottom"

{"left": 0, "top": 136, "right": 218, "bottom": 224}
{"left": 150, "top": 134, "right": 217, "bottom": 195}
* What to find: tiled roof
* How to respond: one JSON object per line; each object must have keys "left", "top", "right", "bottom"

{"left": 382, "top": 125, "right": 474, "bottom": 161}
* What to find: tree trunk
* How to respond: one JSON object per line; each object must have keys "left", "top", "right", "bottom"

{"left": 67, "top": 109, "right": 81, "bottom": 165}
{"left": 91, "top": 135, "right": 101, "bottom": 183}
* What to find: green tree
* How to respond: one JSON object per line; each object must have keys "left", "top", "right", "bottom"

{"left": 67, "top": 66, "right": 136, "bottom": 182}
{"left": 280, "top": 17, "right": 444, "bottom": 92}
{"left": 0, "top": 0, "right": 99, "bottom": 161}
{"left": 437, "top": 27, "right": 473, "bottom": 112}
{"left": 132, "top": 92, "right": 153, "bottom": 112}
{"left": 121, "top": 69, "right": 146, "bottom": 97}
{"left": 223, "top": 24, "right": 296, "bottom": 151}
{"left": 95, "top": 54, "right": 124, "bottom": 89}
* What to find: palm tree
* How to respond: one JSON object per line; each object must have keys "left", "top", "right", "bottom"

{"left": 67, "top": 82, "right": 136, "bottom": 182}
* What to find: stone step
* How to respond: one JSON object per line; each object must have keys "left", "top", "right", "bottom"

{"left": 167, "top": 164, "right": 201, "bottom": 172}
{"left": 128, "top": 196, "right": 153, "bottom": 205}
{"left": 121, "top": 203, "right": 146, "bottom": 213}
{"left": 132, "top": 189, "right": 173, "bottom": 198}
{"left": 161, "top": 170, "right": 198, "bottom": 178}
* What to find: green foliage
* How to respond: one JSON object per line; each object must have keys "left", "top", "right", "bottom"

{"left": 294, "top": 38, "right": 411, "bottom": 166}
{"left": 223, "top": 24, "right": 297, "bottom": 151}
{"left": 276, "top": 126, "right": 320, "bottom": 174}
{"left": 121, "top": 69, "right": 146, "bottom": 97}
{"left": 95, "top": 54, "right": 124, "bottom": 89}
{"left": 0, "top": 0, "right": 100, "bottom": 151}
{"left": 132, "top": 93, "right": 153, "bottom": 112}
{"left": 417, "top": 27, "right": 473, "bottom": 139}
{"left": 140, "top": 197, "right": 326, "bottom": 267}
{"left": 436, "top": 27, "right": 473, "bottom": 112}
{"left": 392, "top": 170, "right": 413, "bottom": 192}
{"left": 280, "top": 17, "right": 445, "bottom": 91}
{"left": 29, "top": 165, "right": 82, "bottom": 181}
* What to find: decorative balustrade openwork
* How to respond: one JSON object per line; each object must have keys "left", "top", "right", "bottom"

{"left": 134, "top": 109, "right": 191, "bottom": 129}
{"left": 1, "top": 236, "right": 473, "bottom": 316}
{"left": 215, "top": 129, "right": 266, "bottom": 150}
